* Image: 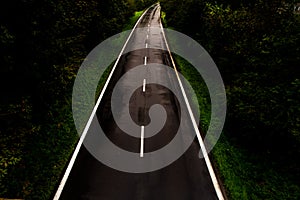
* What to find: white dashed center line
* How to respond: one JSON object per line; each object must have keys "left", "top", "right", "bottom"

{"left": 145, "top": 43, "right": 148, "bottom": 48}
{"left": 144, "top": 56, "right": 147, "bottom": 65}
{"left": 140, "top": 126, "right": 145, "bottom": 158}
{"left": 143, "top": 79, "right": 146, "bottom": 92}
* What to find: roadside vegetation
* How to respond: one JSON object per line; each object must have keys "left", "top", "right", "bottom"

{"left": 0, "top": 0, "right": 135, "bottom": 199}
{"left": 159, "top": 0, "right": 300, "bottom": 199}
{"left": 1, "top": 0, "right": 299, "bottom": 199}
{"left": 175, "top": 57, "right": 300, "bottom": 199}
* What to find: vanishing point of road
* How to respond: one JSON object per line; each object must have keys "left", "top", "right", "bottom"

{"left": 54, "top": 3, "right": 225, "bottom": 200}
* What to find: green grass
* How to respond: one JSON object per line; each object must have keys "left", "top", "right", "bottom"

{"left": 0, "top": 10, "right": 147, "bottom": 199}
{"left": 123, "top": 10, "right": 144, "bottom": 31}
{"left": 161, "top": 11, "right": 167, "bottom": 26}
{"left": 95, "top": 63, "right": 114, "bottom": 101}
{"left": 0, "top": 96, "right": 78, "bottom": 199}
{"left": 94, "top": 9, "right": 145, "bottom": 100}
{"left": 95, "top": 9, "right": 146, "bottom": 100}
{"left": 213, "top": 135, "right": 300, "bottom": 200}
{"left": 174, "top": 55, "right": 211, "bottom": 132}
{"left": 173, "top": 55, "right": 300, "bottom": 200}
{"left": 22, "top": 102, "right": 78, "bottom": 199}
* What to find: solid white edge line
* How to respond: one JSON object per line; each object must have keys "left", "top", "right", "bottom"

{"left": 143, "top": 79, "right": 146, "bottom": 92}
{"left": 53, "top": 6, "right": 151, "bottom": 200}
{"left": 158, "top": 8, "right": 225, "bottom": 200}
{"left": 140, "top": 126, "right": 145, "bottom": 157}
{"left": 144, "top": 56, "right": 147, "bottom": 65}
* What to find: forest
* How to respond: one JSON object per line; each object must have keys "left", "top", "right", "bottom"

{"left": 0, "top": 0, "right": 299, "bottom": 199}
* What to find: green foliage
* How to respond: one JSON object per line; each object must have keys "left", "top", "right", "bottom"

{"left": 174, "top": 55, "right": 211, "bottom": 133}
{"left": 95, "top": 63, "right": 115, "bottom": 101}
{"left": 200, "top": 2, "right": 299, "bottom": 74}
{"left": 123, "top": 10, "right": 144, "bottom": 31}
{"left": 0, "top": 0, "right": 137, "bottom": 199}
{"left": 0, "top": 97, "right": 39, "bottom": 197}
{"left": 0, "top": 100, "right": 77, "bottom": 199}
{"left": 227, "top": 75, "right": 300, "bottom": 147}
{"left": 213, "top": 135, "right": 300, "bottom": 200}
{"left": 160, "top": 0, "right": 300, "bottom": 199}
{"left": 135, "top": 0, "right": 157, "bottom": 10}
{"left": 161, "top": 11, "right": 167, "bottom": 26}
{"left": 173, "top": 49, "right": 300, "bottom": 200}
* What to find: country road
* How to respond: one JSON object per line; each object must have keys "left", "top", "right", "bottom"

{"left": 54, "top": 3, "right": 225, "bottom": 200}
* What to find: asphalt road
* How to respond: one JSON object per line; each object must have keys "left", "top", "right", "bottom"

{"left": 56, "top": 4, "right": 222, "bottom": 200}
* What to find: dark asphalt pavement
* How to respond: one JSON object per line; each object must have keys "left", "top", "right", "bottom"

{"left": 58, "top": 4, "right": 221, "bottom": 200}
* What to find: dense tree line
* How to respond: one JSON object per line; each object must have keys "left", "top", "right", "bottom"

{"left": 0, "top": 0, "right": 134, "bottom": 198}
{"left": 161, "top": 0, "right": 299, "bottom": 160}
{"left": 1, "top": 0, "right": 299, "bottom": 198}
{"left": 160, "top": 0, "right": 299, "bottom": 198}
{"left": 1, "top": 0, "right": 132, "bottom": 119}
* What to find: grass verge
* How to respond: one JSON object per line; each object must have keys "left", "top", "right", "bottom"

{"left": 123, "top": 10, "right": 144, "bottom": 31}
{"left": 95, "top": 9, "right": 145, "bottom": 100}
{"left": 173, "top": 54, "right": 300, "bottom": 200}
{"left": 0, "top": 9, "right": 145, "bottom": 200}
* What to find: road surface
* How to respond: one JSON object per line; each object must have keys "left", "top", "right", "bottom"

{"left": 54, "top": 4, "right": 224, "bottom": 200}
